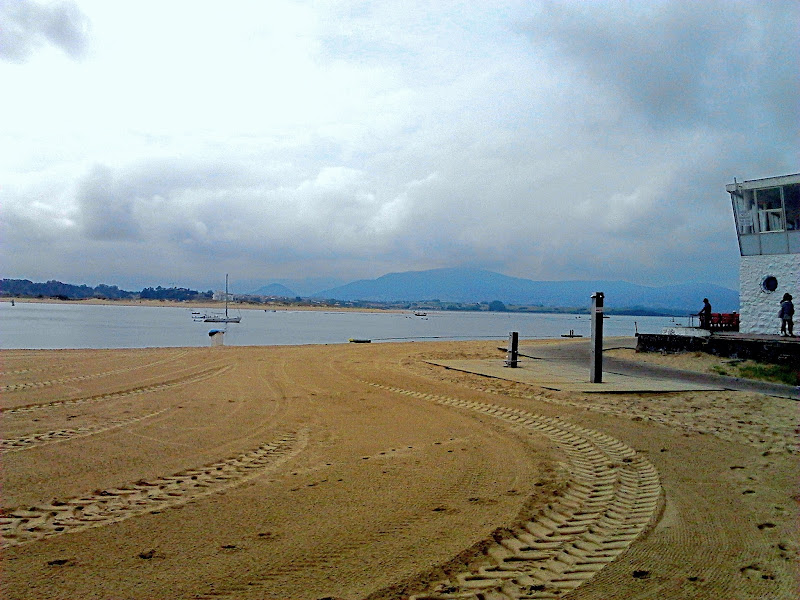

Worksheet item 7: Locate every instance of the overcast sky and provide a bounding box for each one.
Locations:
[1,0,797,293]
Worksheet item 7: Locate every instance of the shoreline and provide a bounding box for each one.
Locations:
[0,297,396,312]
[0,336,783,385]
[0,297,695,318]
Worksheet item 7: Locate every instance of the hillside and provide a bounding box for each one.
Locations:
[312,268,738,313]
[249,283,297,298]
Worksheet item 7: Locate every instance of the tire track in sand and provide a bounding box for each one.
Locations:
[1,365,230,415]
[365,382,662,600]
[192,463,491,600]
[0,430,307,548]
[0,408,170,453]
[0,349,193,392]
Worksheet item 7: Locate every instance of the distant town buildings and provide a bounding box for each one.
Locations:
[727,173,800,334]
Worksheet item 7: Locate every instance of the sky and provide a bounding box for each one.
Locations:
[1,0,798,293]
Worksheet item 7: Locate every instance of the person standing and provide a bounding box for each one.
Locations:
[698,298,712,330]
[779,293,794,336]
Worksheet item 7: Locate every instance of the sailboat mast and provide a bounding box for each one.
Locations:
[225,274,229,317]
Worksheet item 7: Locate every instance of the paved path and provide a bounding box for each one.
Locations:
[519,337,798,399]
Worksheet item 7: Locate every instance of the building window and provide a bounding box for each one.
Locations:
[784,183,800,231]
[756,187,783,232]
[761,276,778,293]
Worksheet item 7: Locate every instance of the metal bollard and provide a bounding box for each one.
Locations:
[505,331,519,367]
[590,292,603,383]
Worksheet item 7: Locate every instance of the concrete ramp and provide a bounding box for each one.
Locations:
[425,358,725,393]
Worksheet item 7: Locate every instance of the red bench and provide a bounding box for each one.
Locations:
[708,312,739,332]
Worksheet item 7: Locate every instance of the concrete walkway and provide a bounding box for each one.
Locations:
[428,337,798,399]
[520,337,798,399]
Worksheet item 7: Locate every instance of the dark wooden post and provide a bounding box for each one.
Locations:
[505,331,519,367]
[590,292,604,383]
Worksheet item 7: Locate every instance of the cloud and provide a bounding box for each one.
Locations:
[76,165,141,240]
[45,159,412,260]
[1,1,795,292]
[0,0,90,62]
[523,1,799,137]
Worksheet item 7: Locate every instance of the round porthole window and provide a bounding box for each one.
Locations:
[761,276,778,292]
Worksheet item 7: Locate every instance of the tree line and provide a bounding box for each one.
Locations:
[0,279,211,302]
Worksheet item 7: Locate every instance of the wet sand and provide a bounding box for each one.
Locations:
[1,341,797,599]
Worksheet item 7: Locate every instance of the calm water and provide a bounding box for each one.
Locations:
[0,302,679,349]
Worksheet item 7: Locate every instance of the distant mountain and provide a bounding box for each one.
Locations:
[247,277,346,297]
[313,268,739,313]
[249,283,297,297]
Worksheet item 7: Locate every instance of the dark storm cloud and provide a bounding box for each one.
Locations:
[77,165,142,240]
[75,160,250,243]
[0,0,90,62]
[525,1,799,134]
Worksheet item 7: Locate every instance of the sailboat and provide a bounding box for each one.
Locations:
[203,275,241,323]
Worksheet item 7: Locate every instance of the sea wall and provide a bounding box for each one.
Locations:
[740,254,799,334]
[636,334,800,366]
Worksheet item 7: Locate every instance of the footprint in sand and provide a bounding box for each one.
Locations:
[740,564,775,581]
[776,541,798,561]
[47,558,73,566]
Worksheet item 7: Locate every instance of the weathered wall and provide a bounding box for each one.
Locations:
[740,254,800,334]
[636,334,800,365]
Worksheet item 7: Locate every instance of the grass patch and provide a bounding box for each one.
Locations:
[710,365,729,377]
[734,362,799,386]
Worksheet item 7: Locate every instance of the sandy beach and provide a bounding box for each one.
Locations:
[1,340,797,599]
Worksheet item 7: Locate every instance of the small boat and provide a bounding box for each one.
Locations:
[204,314,241,323]
[349,338,371,343]
[414,311,427,317]
[199,275,241,323]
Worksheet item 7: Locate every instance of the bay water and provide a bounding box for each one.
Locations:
[0,302,679,350]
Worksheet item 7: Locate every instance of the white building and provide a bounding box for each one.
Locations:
[727,173,800,334]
